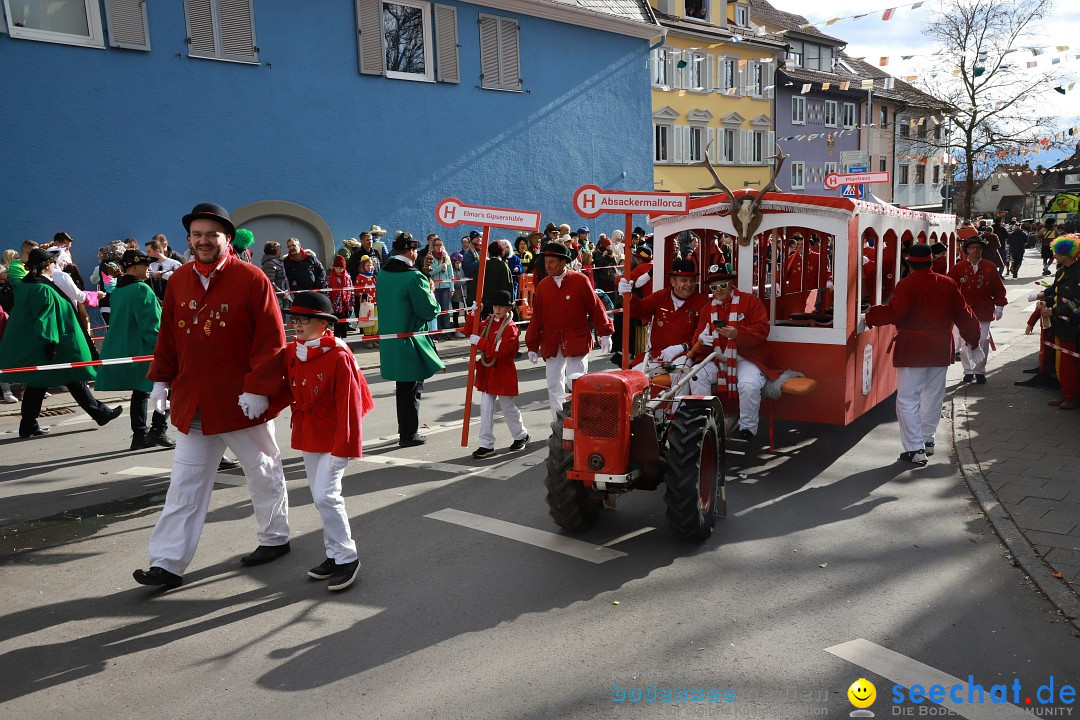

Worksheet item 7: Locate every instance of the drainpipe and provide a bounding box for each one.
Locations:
[649,27,669,53]
[892,101,907,205]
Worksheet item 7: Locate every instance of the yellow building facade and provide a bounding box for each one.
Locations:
[649,0,785,194]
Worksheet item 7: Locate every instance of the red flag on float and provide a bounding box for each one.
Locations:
[882,8,896,20]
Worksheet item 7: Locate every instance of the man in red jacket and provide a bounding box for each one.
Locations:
[133,203,290,590]
[688,264,781,441]
[868,244,981,464]
[947,236,1007,384]
[623,259,708,373]
[526,243,614,423]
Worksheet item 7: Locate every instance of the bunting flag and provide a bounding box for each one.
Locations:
[880,57,889,66]
[821,82,832,90]
[826,17,841,25]
[861,79,874,89]
[882,8,896,21]
[802,83,812,94]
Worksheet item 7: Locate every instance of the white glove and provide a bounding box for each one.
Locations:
[994,306,1003,321]
[468,301,478,313]
[634,272,651,288]
[659,344,685,362]
[329,456,349,473]
[599,336,612,354]
[617,278,633,294]
[150,381,170,414]
[698,329,717,345]
[528,351,539,364]
[469,334,481,345]
[826,280,834,290]
[238,392,269,420]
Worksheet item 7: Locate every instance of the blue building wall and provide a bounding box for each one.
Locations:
[0,0,655,269]
[774,88,861,196]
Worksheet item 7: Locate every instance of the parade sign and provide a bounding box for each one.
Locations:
[823,171,890,191]
[572,185,690,219]
[435,198,541,233]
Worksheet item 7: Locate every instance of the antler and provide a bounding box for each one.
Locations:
[748,144,787,214]
[695,140,737,199]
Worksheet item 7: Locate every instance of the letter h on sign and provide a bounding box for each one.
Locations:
[581,192,597,211]
[441,204,457,221]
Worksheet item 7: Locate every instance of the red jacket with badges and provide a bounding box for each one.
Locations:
[473,314,520,396]
[866,267,980,367]
[629,289,709,358]
[148,254,287,435]
[690,290,782,380]
[285,337,374,457]
[947,259,1006,321]
[525,269,613,359]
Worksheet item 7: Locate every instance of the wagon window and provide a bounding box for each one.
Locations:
[880,230,900,302]
[762,227,835,328]
[860,228,879,309]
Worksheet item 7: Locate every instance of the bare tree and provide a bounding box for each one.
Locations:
[919,0,1064,216]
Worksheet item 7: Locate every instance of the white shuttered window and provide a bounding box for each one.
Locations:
[184,0,257,63]
[479,14,521,91]
[105,0,150,50]
[433,4,459,83]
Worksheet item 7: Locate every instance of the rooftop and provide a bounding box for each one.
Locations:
[748,0,846,45]
[545,0,656,25]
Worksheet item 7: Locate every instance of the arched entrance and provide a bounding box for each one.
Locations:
[231,200,335,266]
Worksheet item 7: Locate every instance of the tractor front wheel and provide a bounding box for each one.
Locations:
[664,403,724,541]
[544,402,601,531]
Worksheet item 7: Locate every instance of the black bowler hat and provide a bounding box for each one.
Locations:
[908,243,933,264]
[182,202,235,236]
[930,242,947,255]
[392,232,421,253]
[26,247,60,270]
[489,289,514,307]
[120,249,152,268]
[540,242,572,261]
[706,263,736,283]
[632,245,652,260]
[964,236,988,248]
[669,259,697,277]
[285,291,337,322]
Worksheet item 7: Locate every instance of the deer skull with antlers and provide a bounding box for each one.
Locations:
[694,142,788,246]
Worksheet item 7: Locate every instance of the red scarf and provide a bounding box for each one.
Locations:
[194,254,227,278]
[294,332,339,362]
[288,243,306,260]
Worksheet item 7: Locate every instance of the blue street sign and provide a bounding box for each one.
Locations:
[850,166,866,199]
[841,185,857,197]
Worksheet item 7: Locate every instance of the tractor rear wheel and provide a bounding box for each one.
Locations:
[664,404,724,541]
[545,402,601,531]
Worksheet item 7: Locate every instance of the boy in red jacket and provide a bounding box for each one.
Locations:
[469,289,529,459]
[284,291,374,591]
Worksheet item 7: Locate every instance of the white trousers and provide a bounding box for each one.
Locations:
[479,393,528,449]
[688,356,767,435]
[148,419,290,575]
[895,365,948,452]
[545,350,588,423]
[959,321,992,374]
[302,451,357,564]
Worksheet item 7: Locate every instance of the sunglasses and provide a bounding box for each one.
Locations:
[709,281,732,291]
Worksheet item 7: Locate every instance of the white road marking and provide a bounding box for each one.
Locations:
[370,400,549,444]
[358,447,546,480]
[601,526,656,547]
[825,638,1032,720]
[54,416,93,427]
[425,508,627,563]
[115,466,171,477]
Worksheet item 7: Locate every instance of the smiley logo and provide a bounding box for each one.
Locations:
[847,678,876,709]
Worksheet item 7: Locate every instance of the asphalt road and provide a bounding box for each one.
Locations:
[0,329,1077,719]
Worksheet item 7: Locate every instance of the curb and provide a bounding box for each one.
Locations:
[952,391,1080,633]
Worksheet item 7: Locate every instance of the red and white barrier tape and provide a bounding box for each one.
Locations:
[274,276,470,296]
[1044,340,1080,359]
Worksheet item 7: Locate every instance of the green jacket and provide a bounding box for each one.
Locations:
[0,275,95,386]
[95,276,161,392]
[8,259,28,301]
[376,257,444,381]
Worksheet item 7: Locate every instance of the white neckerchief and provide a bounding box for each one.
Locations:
[552,267,569,288]
[670,291,685,311]
[391,254,415,267]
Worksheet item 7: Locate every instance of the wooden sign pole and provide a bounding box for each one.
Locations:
[460,226,491,446]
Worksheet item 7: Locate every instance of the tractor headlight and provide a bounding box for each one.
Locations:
[588,453,605,470]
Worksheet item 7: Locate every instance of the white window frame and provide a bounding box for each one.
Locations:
[790,161,805,189]
[751,131,765,164]
[651,47,669,88]
[842,102,856,128]
[185,0,258,64]
[721,57,737,94]
[824,100,838,127]
[654,123,672,164]
[898,165,910,185]
[879,156,888,172]
[735,3,749,27]
[791,96,806,125]
[752,62,764,97]
[479,13,521,92]
[684,0,710,22]
[824,161,838,179]
[688,125,705,163]
[382,0,434,82]
[721,128,737,164]
[915,163,926,184]
[932,164,941,185]
[2,0,104,48]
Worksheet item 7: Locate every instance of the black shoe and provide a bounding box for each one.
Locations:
[508,434,530,451]
[95,405,123,427]
[399,435,427,448]
[899,450,929,465]
[218,456,241,471]
[472,446,495,459]
[130,432,154,450]
[1022,367,1039,374]
[307,557,337,580]
[327,559,360,591]
[924,441,935,456]
[1043,269,1051,275]
[737,428,755,442]
[975,374,986,384]
[240,542,291,566]
[962,374,974,383]
[18,426,49,439]
[133,566,183,589]
[147,430,176,449]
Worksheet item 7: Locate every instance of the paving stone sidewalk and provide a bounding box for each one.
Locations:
[953,329,1080,603]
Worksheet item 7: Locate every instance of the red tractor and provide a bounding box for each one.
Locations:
[544,358,727,542]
